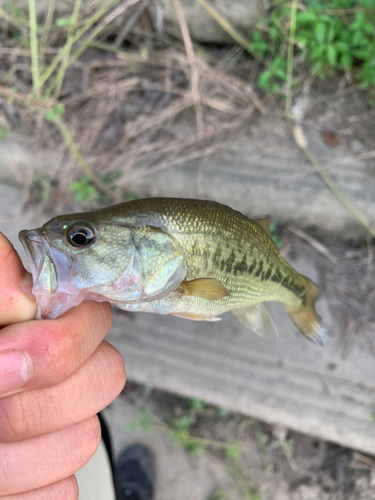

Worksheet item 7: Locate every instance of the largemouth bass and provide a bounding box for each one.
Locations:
[19,198,326,345]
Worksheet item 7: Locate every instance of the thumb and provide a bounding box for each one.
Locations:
[0,232,37,327]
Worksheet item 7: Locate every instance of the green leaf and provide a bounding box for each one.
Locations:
[226,441,241,462]
[335,42,349,54]
[216,407,230,418]
[310,60,324,75]
[122,191,137,201]
[315,22,326,44]
[175,414,192,430]
[269,26,279,41]
[186,443,203,455]
[188,398,207,411]
[309,45,325,61]
[296,11,316,24]
[258,70,272,89]
[352,31,368,47]
[274,68,287,80]
[295,35,308,48]
[0,126,10,140]
[124,412,152,431]
[56,17,75,27]
[340,53,352,70]
[45,105,66,122]
[327,45,337,67]
[326,25,336,44]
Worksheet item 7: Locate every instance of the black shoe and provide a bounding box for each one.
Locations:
[115,444,155,500]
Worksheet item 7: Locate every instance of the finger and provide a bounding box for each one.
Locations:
[1,476,78,500]
[0,233,36,327]
[0,341,126,442]
[0,301,112,397]
[0,416,100,496]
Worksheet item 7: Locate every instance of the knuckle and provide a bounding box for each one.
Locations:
[51,476,79,500]
[72,416,102,467]
[98,342,126,395]
[0,393,42,442]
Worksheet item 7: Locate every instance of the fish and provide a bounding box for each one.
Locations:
[19,198,327,346]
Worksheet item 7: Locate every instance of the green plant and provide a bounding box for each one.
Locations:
[124,409,152,431]
[45,105,65,122]
[69,173,127,206]
[0,126,10,140]
[188,398,207,411]
[69,175,97,203]
[248,0,375,94]
[207,490,231,500]
[0,0,137,203]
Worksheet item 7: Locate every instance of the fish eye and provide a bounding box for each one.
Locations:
[67,223,96,248]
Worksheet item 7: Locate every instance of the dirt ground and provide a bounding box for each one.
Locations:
[108,379,375,500]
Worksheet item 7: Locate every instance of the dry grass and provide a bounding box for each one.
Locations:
[0,1,264,210]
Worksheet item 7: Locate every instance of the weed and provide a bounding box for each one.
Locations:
[122,191,138,202]
[207,490,231,500]
[0,126,10,140]
[216,407,230,418]
[124,409,152,431]
[188,398,207,411]
[30,173,57,202]
[225,441,241,462]
[229,464,263,500]
[248,0,375,95]
[45,105,66,122]
[56,18,76,28]
[252,420,271,476]
[69,175,97,203]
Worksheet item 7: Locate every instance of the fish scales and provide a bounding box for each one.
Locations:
[19,198,327,345]
[112,199,299,308]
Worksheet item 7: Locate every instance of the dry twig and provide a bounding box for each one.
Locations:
[171,0,203,137]
[287,226,339,264]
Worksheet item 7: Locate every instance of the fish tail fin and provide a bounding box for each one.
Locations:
[283,278,327,346]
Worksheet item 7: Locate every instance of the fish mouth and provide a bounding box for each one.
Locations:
[19,230,53,290]
[19,229,73,319]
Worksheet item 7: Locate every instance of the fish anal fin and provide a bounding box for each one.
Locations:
[170,312,222,322]
[181,278,229,300]
[232,304,279,339]
[283,278,327,347]
[253,216,271,235]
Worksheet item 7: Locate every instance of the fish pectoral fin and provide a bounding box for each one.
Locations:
[181,278,229,300]
[170,312,222,322]
[232,304,279,339]
[252,216,271,235]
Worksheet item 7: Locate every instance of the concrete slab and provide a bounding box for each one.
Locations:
[2,183,375,458]
[107,253,375,456]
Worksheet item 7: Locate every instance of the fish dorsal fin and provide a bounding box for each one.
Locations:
[181,278,229,300]
[253,216,271,235]
[232,304,279,339]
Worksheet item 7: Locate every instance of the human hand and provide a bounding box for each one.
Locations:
[0,233,126,499]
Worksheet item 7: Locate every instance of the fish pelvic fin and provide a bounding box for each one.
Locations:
[283,278,327,346]
[232,304,279,340]
[170,312,222,322]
